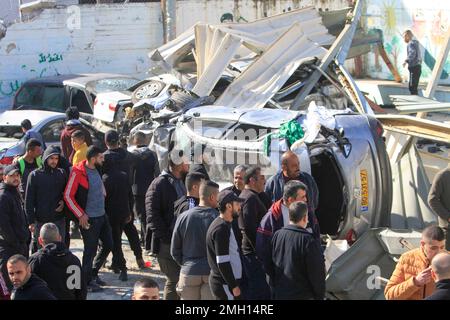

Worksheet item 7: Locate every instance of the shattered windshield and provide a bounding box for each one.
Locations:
[87,77,140,93]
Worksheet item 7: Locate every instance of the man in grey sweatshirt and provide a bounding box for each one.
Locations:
[171,180,219,300]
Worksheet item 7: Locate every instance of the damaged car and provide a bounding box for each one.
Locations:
[148,1,392,241]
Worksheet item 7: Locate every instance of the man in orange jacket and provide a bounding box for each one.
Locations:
[385,225,446,300]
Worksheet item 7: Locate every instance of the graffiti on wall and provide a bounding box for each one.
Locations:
[0,80,21,97]
[365,0,450,83]
[38,53,64,64]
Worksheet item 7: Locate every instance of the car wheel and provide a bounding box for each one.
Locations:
[131,80,165,104]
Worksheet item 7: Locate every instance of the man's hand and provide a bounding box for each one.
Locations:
[79,215,90,229]
[402,62,407,68]
[29,224,35,233]
[124,215,132,224]
[55,200,64,213]
[232,286,241,297]
[414,267,433,286]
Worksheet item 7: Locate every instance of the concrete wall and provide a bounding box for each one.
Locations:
[175,0,351,33]
[0,0,353,109]
[0,3,163,108]
[362,0,450,85]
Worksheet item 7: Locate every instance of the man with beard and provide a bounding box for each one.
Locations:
[7,255,56,300]
[265,151,320,240]
[25,146,67,253]
[145,151,189,300]
[206,190,244,300]
[64,146,113,292]
[0,164,30,291]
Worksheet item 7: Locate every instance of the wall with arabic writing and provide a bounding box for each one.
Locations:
[0,3,163,109]
[363,0,450,84]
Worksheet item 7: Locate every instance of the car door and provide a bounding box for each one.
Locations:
[68,86,93,114]
[39,119,66,149]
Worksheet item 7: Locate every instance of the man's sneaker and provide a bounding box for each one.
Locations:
[136,258,147,269]
[87,282,103,293]
[119,270,128,282]
[93,275,107,286]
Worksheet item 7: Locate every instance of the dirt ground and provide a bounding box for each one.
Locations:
[70,221,166,300]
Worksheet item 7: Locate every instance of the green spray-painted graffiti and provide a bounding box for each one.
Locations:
[0,80,22,97]
[39,53,64,64]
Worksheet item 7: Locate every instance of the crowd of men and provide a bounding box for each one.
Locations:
[0,105,449,300]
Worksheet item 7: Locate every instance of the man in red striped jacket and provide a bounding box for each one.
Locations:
[64,146,113,293]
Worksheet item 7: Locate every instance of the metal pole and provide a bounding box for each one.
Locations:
[18,0,22,22]
[166,0,176,42]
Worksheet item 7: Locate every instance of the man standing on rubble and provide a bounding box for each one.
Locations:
[385,225,445,300]
[402,30,422,95]
[428,165,450,251]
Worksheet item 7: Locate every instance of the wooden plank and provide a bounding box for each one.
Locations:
[377,43,402,83]
[396,103,450,114]
[376,115,450,143]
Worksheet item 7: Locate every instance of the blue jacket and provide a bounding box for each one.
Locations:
[265,171,319,209]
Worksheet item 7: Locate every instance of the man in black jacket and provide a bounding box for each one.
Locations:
[102,155,134,281]
[28,223,86,300]
[223,165,248,196]
[0,164,30,291]
[173,172,204,219]
[25,146,68,254]
[130,131,160,248]
[425,252,450,300]
[206,190,244,300]
[268,201,325,300]
[145,152,189,300]
[8,254,56,300]
[238,166,270,300]
[104,130,145,269]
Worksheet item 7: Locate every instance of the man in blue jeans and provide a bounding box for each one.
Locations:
[64,146,113,292]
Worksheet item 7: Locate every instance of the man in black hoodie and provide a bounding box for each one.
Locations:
[28,223,86,300]
[0,164,30,291]
[25,146,68,254]
[130,131,160,249]
[103,130,146,270]
[102,155,134,281]
[7,254,56,300]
